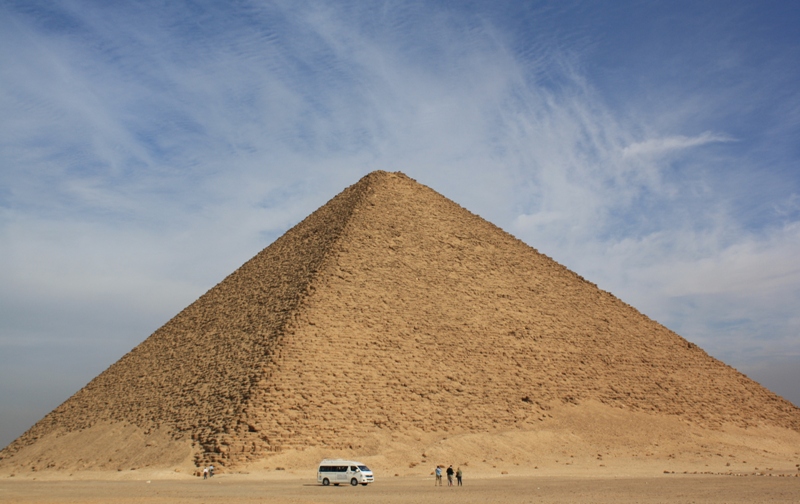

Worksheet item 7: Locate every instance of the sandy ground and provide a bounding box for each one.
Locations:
[3,409,800,503]
[1,473,799,504]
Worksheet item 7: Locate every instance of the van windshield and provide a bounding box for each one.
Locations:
[358,465,370,471]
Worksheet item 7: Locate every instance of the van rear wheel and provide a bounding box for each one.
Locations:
[322,478,330,486]
[350,478,358,486]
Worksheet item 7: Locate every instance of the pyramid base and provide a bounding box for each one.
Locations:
[2,402,798,479]
[243,401,800,478]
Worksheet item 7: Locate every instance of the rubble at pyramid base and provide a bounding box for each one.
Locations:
[3,400,800,477]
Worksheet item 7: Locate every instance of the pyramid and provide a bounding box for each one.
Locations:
[2,171,798,473]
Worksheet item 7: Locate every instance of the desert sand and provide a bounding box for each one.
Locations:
[2,472,800,504]
[3,405,799,502]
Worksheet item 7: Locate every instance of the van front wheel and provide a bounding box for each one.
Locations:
[350,478,358,486]
[322,478,330,486]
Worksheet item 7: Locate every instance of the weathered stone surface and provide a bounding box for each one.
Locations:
[1,171,798,469]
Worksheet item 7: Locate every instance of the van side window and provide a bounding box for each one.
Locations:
[319,466,346,472]
[350,466,357,471]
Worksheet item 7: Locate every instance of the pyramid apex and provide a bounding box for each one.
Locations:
[357,170,414,183]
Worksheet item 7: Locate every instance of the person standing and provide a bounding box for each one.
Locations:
[456,466,463,486]
[446,465,454,486]
[203,467,208,480]
[435,465,443,486]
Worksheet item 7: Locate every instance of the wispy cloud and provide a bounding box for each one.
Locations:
[621,132,735,159]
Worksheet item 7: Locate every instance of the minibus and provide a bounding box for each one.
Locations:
[317,459,374,486]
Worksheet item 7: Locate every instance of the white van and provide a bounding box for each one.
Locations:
[317,459,374,486]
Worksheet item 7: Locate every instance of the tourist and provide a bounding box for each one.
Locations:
[203,467,208,480]
[446,465,454,486]
[435,465,442,486]
[209,465,214,477]
[456,466,463,486]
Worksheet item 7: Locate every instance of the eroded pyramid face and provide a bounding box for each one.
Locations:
[2,171,798,471]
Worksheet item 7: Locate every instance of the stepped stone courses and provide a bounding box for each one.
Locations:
[2,171,798,470]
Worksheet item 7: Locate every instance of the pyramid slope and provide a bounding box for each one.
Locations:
[0,172,374,468]
[240,172,798,450]
[2,171,798,472]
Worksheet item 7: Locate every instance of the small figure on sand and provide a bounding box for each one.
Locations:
[456,466,463,486]
[203,467,208,479]
[446,465,454,486]
[435,465,443,486]
[208,465,215,477]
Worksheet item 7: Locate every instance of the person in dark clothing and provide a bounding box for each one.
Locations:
[446,465,454,486]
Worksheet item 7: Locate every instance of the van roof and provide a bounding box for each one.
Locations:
[318,459,366,465]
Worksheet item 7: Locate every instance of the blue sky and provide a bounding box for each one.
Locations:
[1,0,799,448]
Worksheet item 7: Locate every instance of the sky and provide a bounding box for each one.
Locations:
[1,0,799,449]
